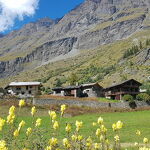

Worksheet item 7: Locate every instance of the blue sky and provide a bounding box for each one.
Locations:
[5,0,84,33]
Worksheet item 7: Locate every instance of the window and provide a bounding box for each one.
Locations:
[29,91,32,94]
[21,92,25,95]
[26,86,28,90]
[16,87,21,90]
[56,90,61,94]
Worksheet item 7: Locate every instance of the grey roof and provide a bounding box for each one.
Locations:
[52,83,103,91]
[8,82,41,86]
[63,85,82,90]
[105,79,142,90]
[52,87,63,90]
[82,82,102,88]
[52,85,82,91]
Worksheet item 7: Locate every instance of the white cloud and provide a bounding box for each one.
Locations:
[0,0,39,32]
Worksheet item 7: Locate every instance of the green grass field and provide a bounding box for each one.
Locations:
[0,104,150,146]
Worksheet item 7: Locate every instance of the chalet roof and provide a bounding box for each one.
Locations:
[82,82,103,88]
[52,83,103,91]
[63,85,82,90]
[105,79,142,90]
[8,82,41,87]
[52,86,81,91]
[52,87,63,90]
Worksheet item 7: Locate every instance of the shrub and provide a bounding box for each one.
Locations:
[122,94,134,101]
[136,93,150,102]
[146,39,150,46]
[123,45,139,58]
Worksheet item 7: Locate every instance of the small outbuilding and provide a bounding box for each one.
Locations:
[5,82,42,97]
[82,83,104,97]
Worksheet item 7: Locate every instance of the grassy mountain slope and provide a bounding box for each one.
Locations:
[0,28,149,88]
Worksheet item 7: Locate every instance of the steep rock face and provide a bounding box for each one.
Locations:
[0,17,58,58]
[0,37,77,78]
[78,14,146,49]
[0,0,150,78]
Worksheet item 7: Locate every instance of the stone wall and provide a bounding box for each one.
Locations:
[33,98,150,109]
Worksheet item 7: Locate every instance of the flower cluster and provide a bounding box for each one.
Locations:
[0,140,8,150]
[19,99,25,108]
[61,104,66,117]
[0,118,5,131]
[0,101,150,150]
[7,106,16,124]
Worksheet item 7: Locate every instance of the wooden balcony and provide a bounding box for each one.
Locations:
[105,91,140,96]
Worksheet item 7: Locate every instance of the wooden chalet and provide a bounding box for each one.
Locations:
[105,79,142,100]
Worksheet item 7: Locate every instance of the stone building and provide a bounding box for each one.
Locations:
[82,83,104,97]
[5,82,42,97]
[52,83,104,98]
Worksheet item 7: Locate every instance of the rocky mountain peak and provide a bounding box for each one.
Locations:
[36,17,58,27]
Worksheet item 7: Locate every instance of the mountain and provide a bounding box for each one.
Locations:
[0,0,150,87]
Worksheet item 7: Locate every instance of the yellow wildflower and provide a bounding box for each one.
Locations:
[18,120,25,131]
[48,111,57,121]
[31,106,36,116]
[35,118,42,127]
[101,124,107,133]
[97,117,103,125]
[7,114,15,124]
[86,137,92,148]
[112,121,123,131]
[60,104,66,116]
[143,138,149,144]
[65,123,71,133]
[9,106,15,115]
[75,120,83,132]
[45,146,52,150]
[19,99,25,107]
[53,121,59,130]
[135,142,138,146]
[94,143,100,149]
[136,130,141,136]
[92,122,97,126]
[13,129,19,137]
[7,106,16,124]
[105,139,109,145]
[71,134,77,141]
[0,140,8,150]
[116,121,123,129]
[49,137,58,147]
[96,128,101,137]
[100,135,104,142]
[78,135,83,141]
[112,123,117,131]
[0,118,5,131]
[26,127,32,136]
[114,135,120,142]
[63,138,70,149]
